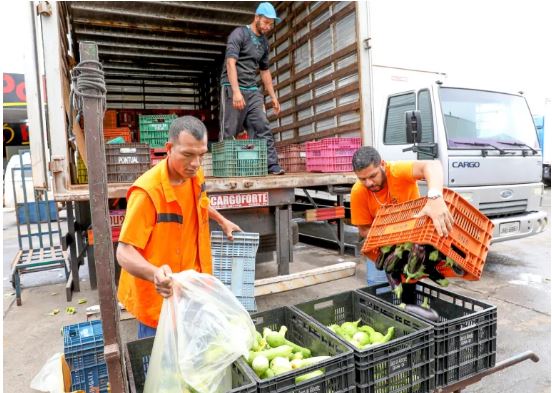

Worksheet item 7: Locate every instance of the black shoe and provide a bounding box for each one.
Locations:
[268,165,285,175]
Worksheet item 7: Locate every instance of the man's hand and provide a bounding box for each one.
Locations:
[220,218,243,240]
[153,265,173,298]
[232,90,246,111]
[271,96,281,115]
[413,198,454,237]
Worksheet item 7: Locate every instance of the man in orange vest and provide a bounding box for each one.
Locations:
[116,116,241,338]
[350,146,454,289]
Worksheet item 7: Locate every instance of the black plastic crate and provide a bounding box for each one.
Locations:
[249,306,355,393]
[125,336,257,393]
[358,282,497,388]
[292,291,434,393]
[105,143,151,183]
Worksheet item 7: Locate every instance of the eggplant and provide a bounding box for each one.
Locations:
[375,245,394,271]
[399,303,440,322]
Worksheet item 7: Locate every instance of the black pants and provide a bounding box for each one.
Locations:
[219,86,279,168]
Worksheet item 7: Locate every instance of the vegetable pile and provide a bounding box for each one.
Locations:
[328,319,395,349]
[246,326,329,383]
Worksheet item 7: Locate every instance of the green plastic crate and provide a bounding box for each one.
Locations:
[212,139,267,177]
[138,115,176,147]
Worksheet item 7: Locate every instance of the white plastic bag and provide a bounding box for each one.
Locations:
[144,270,256,393]
[30,353,65,393]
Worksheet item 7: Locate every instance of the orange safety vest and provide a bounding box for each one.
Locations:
[117,159,212,328]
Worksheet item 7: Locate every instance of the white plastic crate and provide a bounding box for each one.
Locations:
[211,231,259,312]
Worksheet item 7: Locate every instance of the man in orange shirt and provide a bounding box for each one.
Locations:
[350,146,453,286]
[116,116,241,338]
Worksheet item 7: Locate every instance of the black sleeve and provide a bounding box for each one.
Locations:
[225,27,244,60]
[259,40,270,71]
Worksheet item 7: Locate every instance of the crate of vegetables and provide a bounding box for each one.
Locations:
[125,336,257,393]
[292,291,434,393]
[246,306,355,393]
[361,188,494,280]
[358,282,497,388]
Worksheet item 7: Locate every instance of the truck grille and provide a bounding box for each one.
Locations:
[478,199,528,217]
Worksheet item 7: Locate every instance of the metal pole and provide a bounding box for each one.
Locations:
[78,41,126,393]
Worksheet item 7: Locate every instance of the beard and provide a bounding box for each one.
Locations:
[369,167,387,192]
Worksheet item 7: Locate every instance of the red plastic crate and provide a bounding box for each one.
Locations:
[104,110,118,128]
[361,188,494,280]
[276,144,306,173]
[104,127,132,143]
[150,148,167,167]
[306,137,361,172]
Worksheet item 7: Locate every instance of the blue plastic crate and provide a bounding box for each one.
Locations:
[210,231,259,256]
[63,320,107,393]
[71,362,109,393]
[63,320,104,355]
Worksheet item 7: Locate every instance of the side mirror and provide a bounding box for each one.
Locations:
[405,110,422,144]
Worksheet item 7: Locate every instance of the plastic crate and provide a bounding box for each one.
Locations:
[212,139,267,177]
[77,155,88,184]
[125,337,257,393]
[292,291,434,392]
[16,201,58,224]
[202,152,213,177]
[149,148,167,167]
[138,114,176,147]
[358,282,497,388]
[211,231,258,312]
[306,137,361,172]
[361,188,495,280]
[104,109,118,128]
[105,143,151,183]
[276,143,306,173]
[63,320,108,393]
[249,306,356,393]
[104,126,132,143]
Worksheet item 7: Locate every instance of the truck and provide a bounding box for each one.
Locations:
[23,1,547,283]
[533,99,552,186]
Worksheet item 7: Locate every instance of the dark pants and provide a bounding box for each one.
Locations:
[138,322,156,338]
[220,86,279,168]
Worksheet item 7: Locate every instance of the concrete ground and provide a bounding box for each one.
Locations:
[3,190,551,393]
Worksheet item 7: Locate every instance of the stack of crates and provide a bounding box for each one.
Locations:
[306,137,361,172]
[105,143,151,183]
[212,139,267,177]
[276,143,306,173]
[138,114,177,148]
[210,231,258,312]
[103,109,118,128]
[63,320,108,393]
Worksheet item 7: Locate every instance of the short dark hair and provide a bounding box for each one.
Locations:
[352,146,381,172]
[169,116,207,142]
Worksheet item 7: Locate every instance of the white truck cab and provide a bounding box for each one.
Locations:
[378,83,548,242]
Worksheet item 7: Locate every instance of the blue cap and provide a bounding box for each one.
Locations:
[256,2,281,23]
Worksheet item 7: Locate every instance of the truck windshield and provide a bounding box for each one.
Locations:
[440,88,539,152]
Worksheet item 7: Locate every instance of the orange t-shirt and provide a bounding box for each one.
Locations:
[350,161,420,227]
[118,179,200,272]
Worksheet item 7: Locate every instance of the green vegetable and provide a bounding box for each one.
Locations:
[262,368,275,379]
[293,351,304,360]
[290,355,331,369]
[265,330,286,348]
[270,356,292,375]
[352,331,371,346]
[445,256,455,268]
[295,369,324,383]
[265,325,311,358]
[370,326,395,344]
[248,345,293,364]
[358,325,375,336]
[340,319,361,336]
[421,297,430,309]
[252,355,269,377]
